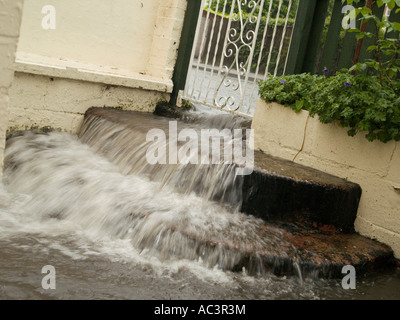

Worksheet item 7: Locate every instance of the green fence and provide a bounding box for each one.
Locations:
[285,0,400,76]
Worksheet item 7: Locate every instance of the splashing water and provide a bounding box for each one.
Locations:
[78,110,248,208]
[1,113,399,299]
[2,130,299,275]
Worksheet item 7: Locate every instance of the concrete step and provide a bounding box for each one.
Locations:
[149,214,394,278]
[242,151,362,233]
[154,103,362,232]
[78,107,395,277]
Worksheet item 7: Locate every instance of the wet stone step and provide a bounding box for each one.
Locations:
[155,103,362,232]
[242,151,362,233]
[77,107,394,277]
[84,107,361,233]
[165,217,394,278]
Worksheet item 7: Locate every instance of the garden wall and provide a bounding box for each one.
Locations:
[251,99,400,258]
[8,0,186,133]
[0,0,24,176]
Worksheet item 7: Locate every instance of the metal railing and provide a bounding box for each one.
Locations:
[183,0,298,117]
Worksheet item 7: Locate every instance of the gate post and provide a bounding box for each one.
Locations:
[284,0,317,75]
[285,0,331,75]
[170,0,203,107]
[301,0,331,73]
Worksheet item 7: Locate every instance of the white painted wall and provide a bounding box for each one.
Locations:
[252,100,400,258]
[0,0,24,176]
[18,0,160,75]
[16,0,186,81]
[8,0,187,134]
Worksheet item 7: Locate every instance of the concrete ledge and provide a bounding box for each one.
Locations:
[15,52,173,93]
[251,99,400,258]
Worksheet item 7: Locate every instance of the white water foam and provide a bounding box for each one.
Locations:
[1,131,299,284]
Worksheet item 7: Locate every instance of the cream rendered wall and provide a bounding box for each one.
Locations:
[252,100,400,258]
[8,0,187,134]
[17,0,160,74]
[147,0,187,81]
[0,0,24,175]
[8,72,169,134]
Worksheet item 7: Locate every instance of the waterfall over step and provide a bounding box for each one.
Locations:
[78,108,246,211]
[81,107,362,233]
[2,107,395,279]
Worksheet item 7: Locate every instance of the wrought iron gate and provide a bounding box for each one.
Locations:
[183,0,298,117]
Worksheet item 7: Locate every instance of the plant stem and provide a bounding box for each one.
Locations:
[375,24,384,85]
[352,0,373,74]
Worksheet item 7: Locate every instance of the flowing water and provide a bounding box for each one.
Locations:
[0,108,399,300]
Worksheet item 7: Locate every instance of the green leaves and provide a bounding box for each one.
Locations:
[348,0,400,85]
[258,73,318,108]
[258,0,400,143]
[259,73,400,143]
[375,0,399,9]
[343,0,400,7]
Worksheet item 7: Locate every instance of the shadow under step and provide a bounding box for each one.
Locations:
[242,151,362,233]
